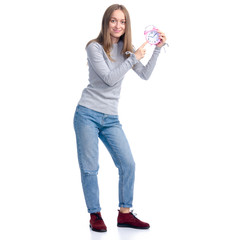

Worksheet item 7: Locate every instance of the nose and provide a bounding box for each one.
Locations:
[116,21,121,28]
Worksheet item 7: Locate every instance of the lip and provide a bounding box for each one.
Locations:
[113,29,122,33]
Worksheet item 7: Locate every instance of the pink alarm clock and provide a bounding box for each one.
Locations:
[144,25,161,45]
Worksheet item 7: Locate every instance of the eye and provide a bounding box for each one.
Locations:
[121,21,126,24]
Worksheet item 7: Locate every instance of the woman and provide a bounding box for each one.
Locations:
[74,4,167,232]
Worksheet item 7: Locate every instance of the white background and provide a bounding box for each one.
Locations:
[0,0,240,239]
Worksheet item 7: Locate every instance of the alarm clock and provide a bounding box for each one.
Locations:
[144,25,161,45]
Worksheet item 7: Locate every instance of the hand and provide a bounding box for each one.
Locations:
[134,41,148,60]
[156,30,167,48]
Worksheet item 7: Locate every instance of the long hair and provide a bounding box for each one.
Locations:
[86,4,133,61]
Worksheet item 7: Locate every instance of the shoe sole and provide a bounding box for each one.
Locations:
[90,224,107,232]
[117,223,150,229]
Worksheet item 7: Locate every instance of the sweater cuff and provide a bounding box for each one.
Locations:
[155,42,169,52]
[125,51,139,66]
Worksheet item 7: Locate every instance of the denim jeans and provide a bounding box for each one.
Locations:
[73,105,135,213]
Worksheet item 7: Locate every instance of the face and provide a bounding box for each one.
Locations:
[108,9,126,43]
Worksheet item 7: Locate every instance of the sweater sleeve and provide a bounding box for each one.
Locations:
[132,46,162,80]
[86,42,139,87]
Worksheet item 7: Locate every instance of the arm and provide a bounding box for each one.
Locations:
[86,42,139,87]
[133,46,161,80]
[133,30,167,80]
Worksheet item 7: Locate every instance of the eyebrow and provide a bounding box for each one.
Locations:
[110,17,126,21]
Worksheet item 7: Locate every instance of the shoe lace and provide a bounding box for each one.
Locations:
[130,210,138,219]
[92,213,103,221]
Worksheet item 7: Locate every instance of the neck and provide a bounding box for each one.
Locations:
[111,36,120,44]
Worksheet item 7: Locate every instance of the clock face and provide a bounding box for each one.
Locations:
[146,30,161,45]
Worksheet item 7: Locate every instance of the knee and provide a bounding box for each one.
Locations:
[130,161,136,174]
[119,159,135,174]
[78,157,99,176]
[128,160,135,170]
[81,167,99,176]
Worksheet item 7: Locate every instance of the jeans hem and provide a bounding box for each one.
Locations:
[118,204,133,208]
[88,207,101,214]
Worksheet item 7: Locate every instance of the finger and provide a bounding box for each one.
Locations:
[157,30,165,37]
[140,41,148,48]
[157,29,164,33]
[160,34,166,41]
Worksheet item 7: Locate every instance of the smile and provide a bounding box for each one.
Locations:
[113,29,122,33]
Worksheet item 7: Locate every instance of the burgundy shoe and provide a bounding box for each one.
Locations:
[117,210,150,229]
[90,212,107,232]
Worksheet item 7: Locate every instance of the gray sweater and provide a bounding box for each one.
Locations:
[78,40,162,115]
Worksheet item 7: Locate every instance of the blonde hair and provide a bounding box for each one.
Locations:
[86,4,133,60]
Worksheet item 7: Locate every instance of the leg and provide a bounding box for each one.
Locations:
[73,105,101,213]
[99,120,135,209]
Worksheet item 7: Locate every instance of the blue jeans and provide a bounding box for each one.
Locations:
[73,105,135,213]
